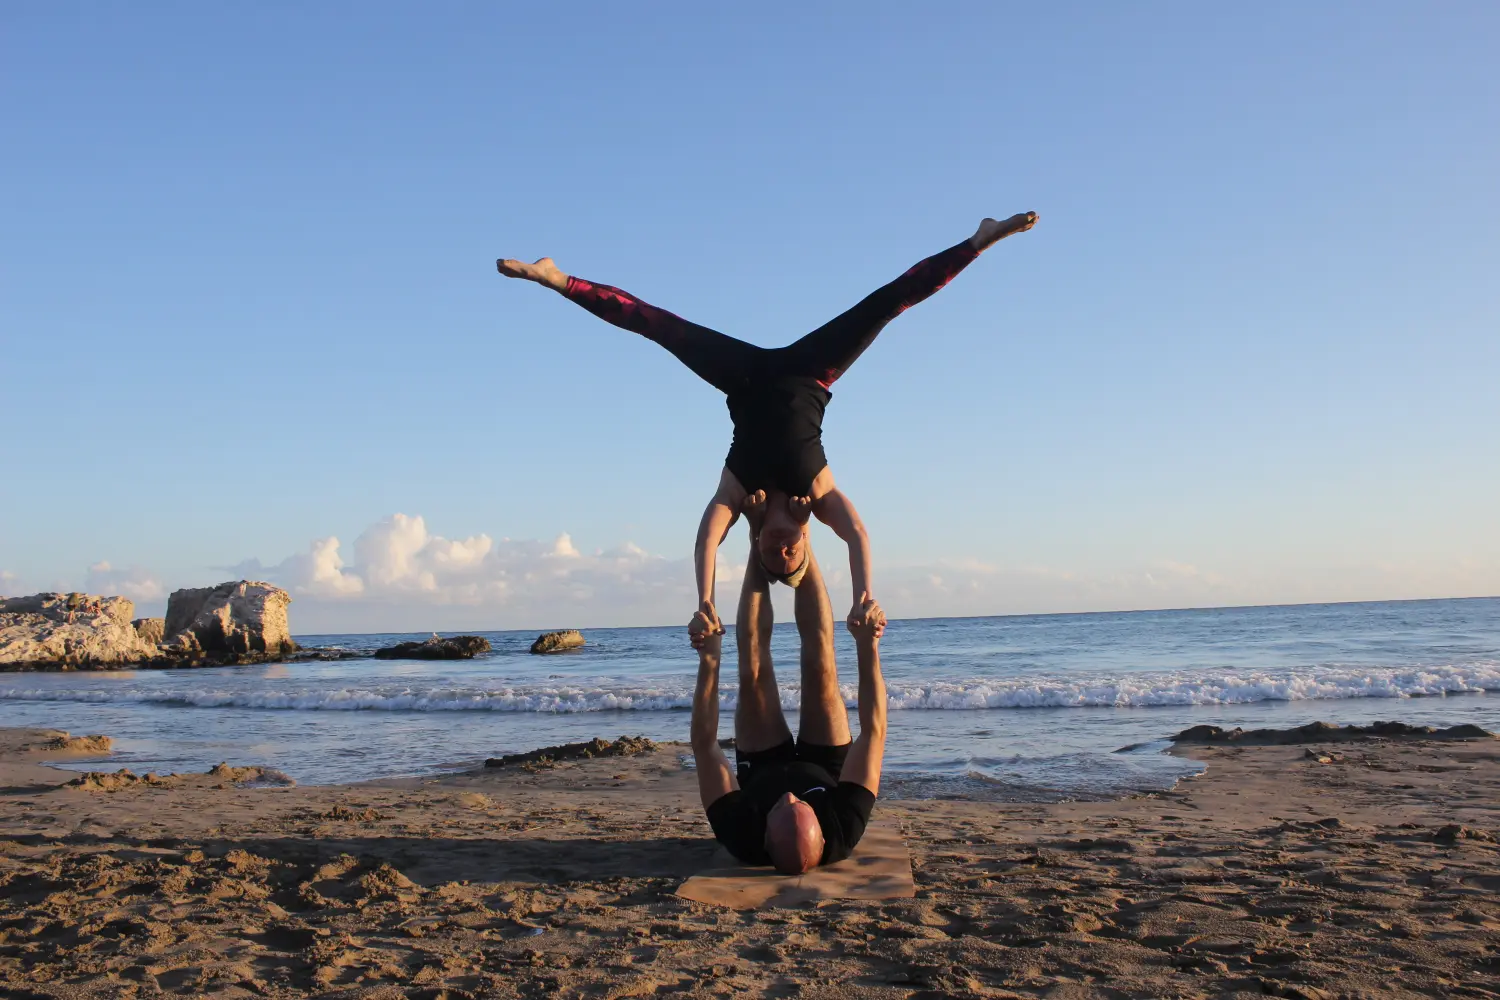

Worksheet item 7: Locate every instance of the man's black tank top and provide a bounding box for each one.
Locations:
[724,375,830,497]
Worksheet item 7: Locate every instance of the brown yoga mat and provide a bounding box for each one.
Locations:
[674,819,915,908]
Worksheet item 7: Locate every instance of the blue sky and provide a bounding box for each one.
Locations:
[2,3,1496,631]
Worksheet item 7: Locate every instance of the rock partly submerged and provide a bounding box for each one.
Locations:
[485,735,657,769]
[1172,720,1497,745]
[373,635,491,660]
[530,629,585,654]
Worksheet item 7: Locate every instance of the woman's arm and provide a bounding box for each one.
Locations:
[810,487,880,631]
[693,468,749,634]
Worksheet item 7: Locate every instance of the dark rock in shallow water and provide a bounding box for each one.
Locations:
[373,635,490,660]
[530,629,585,654]
[1172,720,1496,745]
[289,646,364,661]
[485,735,656,768]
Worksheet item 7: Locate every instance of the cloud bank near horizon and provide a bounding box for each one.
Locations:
[224,513,716,632]
[4,512,1496,634]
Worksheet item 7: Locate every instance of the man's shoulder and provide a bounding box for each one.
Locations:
[833,781,876,813]
[706,788,748,818]
[705,789,768,866]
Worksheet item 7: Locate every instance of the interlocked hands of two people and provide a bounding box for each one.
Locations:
[688,596,886,649]
[688,600,722,651]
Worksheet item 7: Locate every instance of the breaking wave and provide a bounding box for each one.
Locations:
[3,662,1497,713]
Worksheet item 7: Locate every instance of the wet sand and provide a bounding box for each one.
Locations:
[2,724,1497,999]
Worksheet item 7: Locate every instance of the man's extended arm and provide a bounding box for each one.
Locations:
[689,625,738,809]
[834,605,888,796]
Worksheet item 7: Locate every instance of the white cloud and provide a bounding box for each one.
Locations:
[233,512,1265,632]
[237,512,1447,632]
[0,569,21,597]
[84,561,165,605]
[280,537,365,597]
[70,511,1486,635]
[242,513,732,632]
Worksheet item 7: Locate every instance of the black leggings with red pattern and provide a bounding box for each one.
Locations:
[559,239,981,392]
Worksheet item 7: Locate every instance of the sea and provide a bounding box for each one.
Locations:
[2,597,1497,802]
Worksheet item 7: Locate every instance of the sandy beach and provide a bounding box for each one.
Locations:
[2,724,1497,1000]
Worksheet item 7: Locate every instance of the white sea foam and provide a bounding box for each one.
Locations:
[2,662,1496,713]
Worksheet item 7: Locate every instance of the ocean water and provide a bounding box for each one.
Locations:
[2,597,1497,801]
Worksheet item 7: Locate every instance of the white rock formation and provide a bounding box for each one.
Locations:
[0,593,160,669]
[132,617,166,646]
[163,581,294,658]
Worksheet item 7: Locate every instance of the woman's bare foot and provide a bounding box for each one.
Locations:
[970,212,1038,251]
[496,256,569,292]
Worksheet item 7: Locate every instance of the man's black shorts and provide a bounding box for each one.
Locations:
[735,737,852,787]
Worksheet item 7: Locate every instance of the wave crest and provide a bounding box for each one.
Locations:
[2,662,1497,713]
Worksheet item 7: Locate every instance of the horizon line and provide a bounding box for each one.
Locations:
[289,593,1500,639]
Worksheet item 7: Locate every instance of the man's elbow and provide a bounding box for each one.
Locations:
[847,521,869,547]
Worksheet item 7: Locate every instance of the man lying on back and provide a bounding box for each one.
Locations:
[688,544,888,873]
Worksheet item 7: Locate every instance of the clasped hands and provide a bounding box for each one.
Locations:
[689,600,723,650]
[688,598,884,648]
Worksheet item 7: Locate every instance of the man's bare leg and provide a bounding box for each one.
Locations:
[496,256,569,291]
[969,212,1039,251]
[734,556,794,752]
[792,550,853,747]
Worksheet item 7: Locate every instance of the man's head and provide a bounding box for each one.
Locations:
[764,792,824,874]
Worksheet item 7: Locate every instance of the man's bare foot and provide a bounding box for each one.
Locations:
[970,212,1038,251]
[496,256,569,292]
[787,495,813,524]
[742,489,768,531]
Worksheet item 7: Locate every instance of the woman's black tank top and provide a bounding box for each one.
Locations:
[723,375,830,496]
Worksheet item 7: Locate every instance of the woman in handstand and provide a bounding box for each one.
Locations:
[496,212,1037,634]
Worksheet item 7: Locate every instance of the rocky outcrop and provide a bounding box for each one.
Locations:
[1172,720,1496,745]
[373,635,491,660]
[485,735,657,768]
[164,581,294,660]
[530,629,585,654]
[0,593,160,670]
[132,617,166,646]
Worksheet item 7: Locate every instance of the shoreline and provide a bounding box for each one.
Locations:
[3,721,1498,998]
